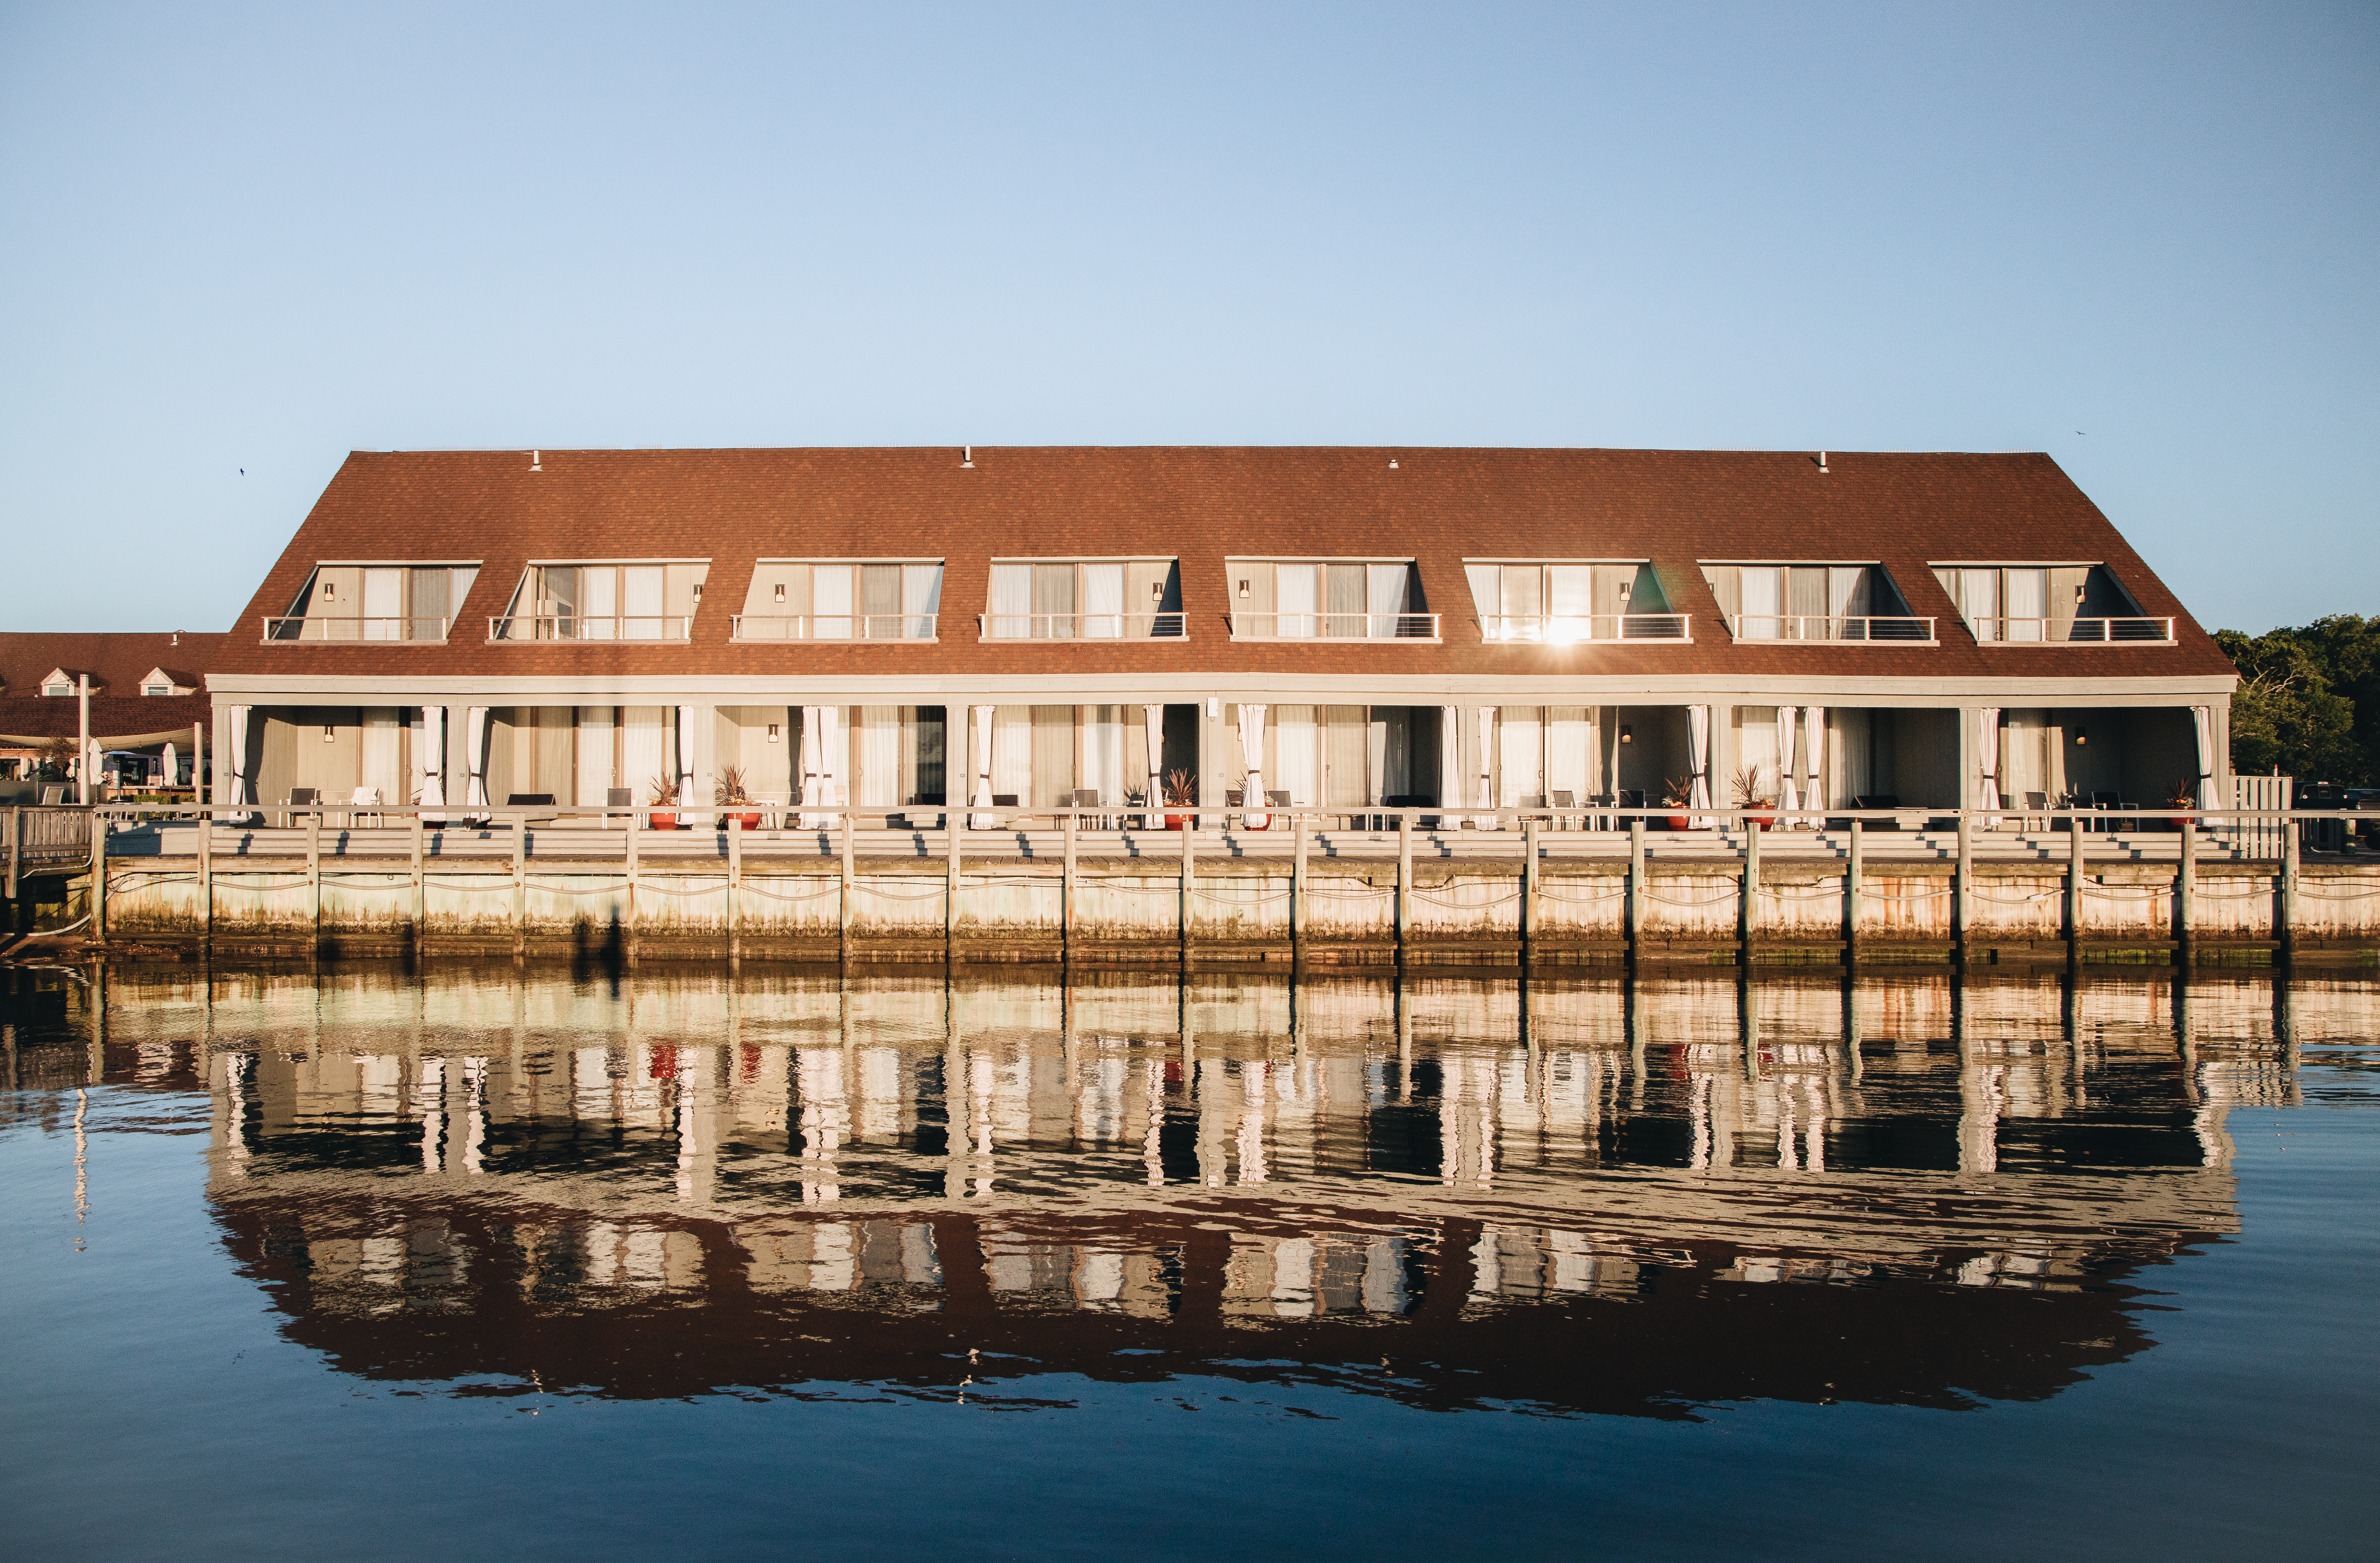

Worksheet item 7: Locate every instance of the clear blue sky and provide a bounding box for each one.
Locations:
[4,1,2373,635]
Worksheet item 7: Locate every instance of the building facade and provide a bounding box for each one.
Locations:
[199,446,2237,822]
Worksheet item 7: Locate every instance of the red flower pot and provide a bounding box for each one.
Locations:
[648,811,679,830]
[728,810,762,831]
[1665,812,1691,832]
[1165,812,1191,830]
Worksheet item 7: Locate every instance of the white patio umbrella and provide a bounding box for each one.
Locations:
[162,741,179,792]
[1237,702,1268,829]
[1775,708,1798,818]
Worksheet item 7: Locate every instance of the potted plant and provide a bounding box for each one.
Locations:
[646,775,680,831]
[1661,777,1693,833]
[715,764,763,832]
[1163,768,1198,830]
[1731,764,1776,832]
[2163,775,2198,833]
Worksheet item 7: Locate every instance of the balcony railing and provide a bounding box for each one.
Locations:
[262,616,450,643]
[1229,612,1441,640]
[1727,614,1937,643]
[1966,616,2177,644]
[731,613,938,642]
[1479,613,1692,643]
[487,614,695,642]
[978,612,1188,640]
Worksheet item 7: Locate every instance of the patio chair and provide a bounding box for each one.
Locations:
[347,786,384,827]
[1551,789,1575,831]
[41,785,66,805]
[2089,790,2123,834]
[2024,790,2050,832]
[1852,794,1901,830]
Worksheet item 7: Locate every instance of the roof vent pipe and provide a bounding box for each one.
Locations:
[529,450,542,472]
[962,446,974,468]
[1817,450,1829,473]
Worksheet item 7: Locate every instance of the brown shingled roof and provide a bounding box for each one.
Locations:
[0,632,225,741]
[211,447,2236,684]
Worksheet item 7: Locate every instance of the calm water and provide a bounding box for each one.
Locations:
[2,962,2375,1561]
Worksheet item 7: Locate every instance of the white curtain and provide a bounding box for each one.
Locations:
[1499,706,1542,807]
[465,705,491,813]
[677,704,707,824]
[1438,705,1460,817]
[1777,706,1800,817]
[1237,702,1269,828]
[1082,563,1125,639]
[1688,705,1712,813]
[858,705,901,807]
[226,705,252,819]
[1475,706,1496,825]
[622,707,665,809]
[416,706,447,814]
[1143,703,1165,825]
[1548,707,1590,821]
[992,706,1031,817]
[1278,563,1317,638]
[970,704,997,827]
[1976,707,2002,819]
[814,706,841,819]
[2191,705,2215,812]
[359,708,401,803]
[575,706,612,807]
[1081,705,1126,808]
[1803,707,1826,822]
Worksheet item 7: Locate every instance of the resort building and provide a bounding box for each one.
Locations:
[0,632,224,799]
[197,446,2236,822]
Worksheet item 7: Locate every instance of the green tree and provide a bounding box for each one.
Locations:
[2215,622,2368,784]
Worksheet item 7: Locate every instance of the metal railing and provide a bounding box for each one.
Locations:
[1965,616,2177,644]
[1229,612,1441,640]
[731,613,937,641]
[978,612,1188,640]
[1479,613,1692,642]
[487,614,696,642]
[262,616,451,643]
[1727,614,1937,642]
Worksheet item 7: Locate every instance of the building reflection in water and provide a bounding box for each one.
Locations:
[7,963,2333,1417]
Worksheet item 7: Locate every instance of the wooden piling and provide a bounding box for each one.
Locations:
[196,805,212,945]
[946,815,961,953]
[511,811,527,954]
[840,808,856,954]
[307,808,322,940]
[1397,812,1413,957]
[409,811,425,941]
[1522,814,1539,960]
[1179,815,1195,959]
[1846,817,1863,963]
[727,815,742,956]
[625,814,640,954]
[1063,809,1078,954]
[1628,816,1646,962]
[2177,817,2195,968]
[90,806,107,944]
[1292,812,1309,954]
[2067,813,2086,965]
[1955,811,1973,961]
[2281,808,2300,965]
[1740,813,1758,961]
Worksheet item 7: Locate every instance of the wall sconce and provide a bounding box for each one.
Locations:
[2073,727,2089,746]
[774,583,786,604]
[320,581,335,601]
[2075,584,2087,606]
[1151,581,1166,604]
[1237,579,1250,599]
[767,723,781,743]
[1619,724,1634,745]
[693,582,703,601]
[1617,581,1631,603]
[323,725,337,743]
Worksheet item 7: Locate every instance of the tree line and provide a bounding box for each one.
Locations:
[2216,615,2380,786]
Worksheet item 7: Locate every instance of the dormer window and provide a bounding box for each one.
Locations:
[492,561,708,642]
[136,666,193,696]
[265,563,478,642]
[1701,563,1933,642]
[1930,563,2174,643]
[736,561,942,641]
[982,559,1184,639]
[1228,559,1437,640]
[41,674,73,697]
[1462,561,1686,642]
